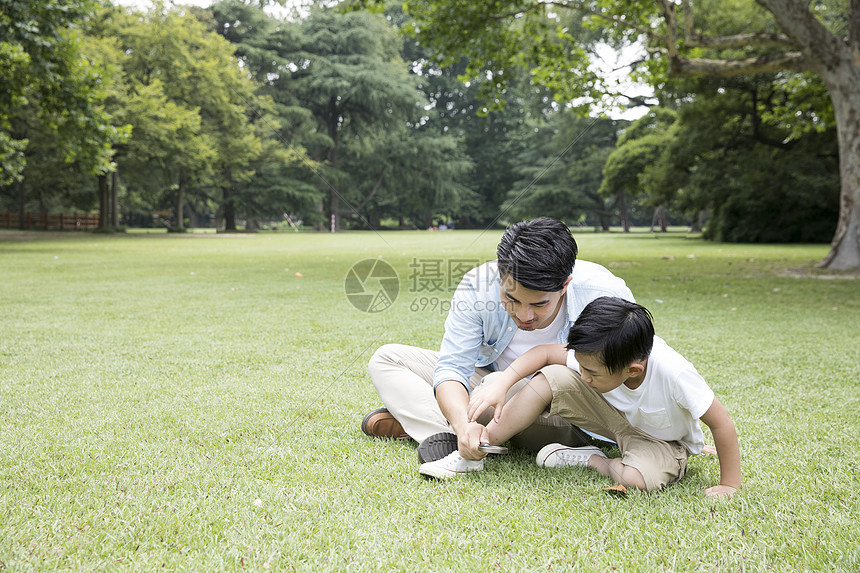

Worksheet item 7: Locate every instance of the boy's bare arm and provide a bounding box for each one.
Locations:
[468,344,567,423]
[699,396,742,498]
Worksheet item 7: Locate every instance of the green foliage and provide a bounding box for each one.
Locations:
[700,143,838,243]
[397,20,539,227]
[600,114,674,201]
[0,0,118,185]
[1,0,846,246]
[646,76,841,243]
[503,111,623,228]
[404,0,603,111]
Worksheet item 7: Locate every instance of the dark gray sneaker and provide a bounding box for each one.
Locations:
[417,432,458,464]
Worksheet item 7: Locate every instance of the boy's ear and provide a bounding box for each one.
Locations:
[626,361,646,377]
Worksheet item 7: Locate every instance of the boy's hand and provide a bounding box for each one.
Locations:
[468,372,509,423]
[704,484,739,499]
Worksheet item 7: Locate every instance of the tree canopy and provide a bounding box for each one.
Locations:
[0,0,850,267]
[400,0,858,268]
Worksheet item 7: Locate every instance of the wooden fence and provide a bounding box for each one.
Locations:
[0,211,100,231]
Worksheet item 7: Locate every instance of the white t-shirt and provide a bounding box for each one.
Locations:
[567,336,715,453]
[494,298,567,373]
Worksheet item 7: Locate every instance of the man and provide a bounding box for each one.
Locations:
[362,217,635,463]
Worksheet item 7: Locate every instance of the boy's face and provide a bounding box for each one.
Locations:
[499,274,571,331]
[574,351,643,392]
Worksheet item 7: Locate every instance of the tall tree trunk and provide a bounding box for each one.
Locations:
[222,166,236,231]
[617,190,630,232]
[368,212,381,229]
[754,0,860,269]
[314,199,326,231]
[176,168,186,231]
[16,179,25,230]
[820,66,860,270]
[97,174,109,229]
[599,212,610,231]
[110,170,119,228]
[818,76,860,269]
[650,205,668,232]
[689,211,704,233]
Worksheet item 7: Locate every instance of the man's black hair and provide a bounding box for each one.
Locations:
[566,297,655,374]
[496,217,578,292]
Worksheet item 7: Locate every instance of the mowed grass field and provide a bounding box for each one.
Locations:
[1,228,858,571]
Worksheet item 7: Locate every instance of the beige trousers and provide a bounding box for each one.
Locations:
[368,343,591,450]
[541,364,689,490]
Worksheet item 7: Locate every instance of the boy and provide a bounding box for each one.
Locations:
[419,297,741,499]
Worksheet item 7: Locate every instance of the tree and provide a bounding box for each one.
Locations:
[502,110,623,230]
[599,108,678,232]
[351,127,475,228]
[281,8,425,231]
[402,0,860,269]
[644,79,839,242]
[207,0,323,226]
[1,0,120,223]
[101,2,268,232]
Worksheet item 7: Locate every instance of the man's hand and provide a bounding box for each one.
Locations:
[468,372,509,423]
[457,421,488,460]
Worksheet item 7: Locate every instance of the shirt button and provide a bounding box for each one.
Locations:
[508,327,512,331]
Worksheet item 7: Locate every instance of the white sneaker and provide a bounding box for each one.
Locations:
[537,444,607,468]
[419,450,484,479]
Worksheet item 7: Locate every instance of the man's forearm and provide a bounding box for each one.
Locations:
[435,380,470,435]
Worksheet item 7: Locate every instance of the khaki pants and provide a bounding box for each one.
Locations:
[368,343,591,450]
[540,364,689,491]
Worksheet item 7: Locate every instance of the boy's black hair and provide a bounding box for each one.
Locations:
[566,297,655,374]
[496,217,578,292]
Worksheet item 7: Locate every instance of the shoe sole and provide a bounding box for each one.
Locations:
[417,432,458,464]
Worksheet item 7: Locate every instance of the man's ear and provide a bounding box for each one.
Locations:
[561,276,572,291]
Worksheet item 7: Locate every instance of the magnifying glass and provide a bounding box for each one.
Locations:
[478,443,508,454]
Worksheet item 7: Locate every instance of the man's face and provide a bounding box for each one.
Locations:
[499,274,569,331]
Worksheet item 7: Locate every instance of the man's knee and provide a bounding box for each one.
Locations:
[368,343,396,371]
[368,344,436,391]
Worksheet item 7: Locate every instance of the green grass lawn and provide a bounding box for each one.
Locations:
[1,228,858,571]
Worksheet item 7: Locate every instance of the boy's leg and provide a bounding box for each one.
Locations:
[484,373,555,445]
[587,457,647,490]
[472,374,593,451]
[539,365,688,491]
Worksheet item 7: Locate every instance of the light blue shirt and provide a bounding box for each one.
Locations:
[433,260,635,391]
